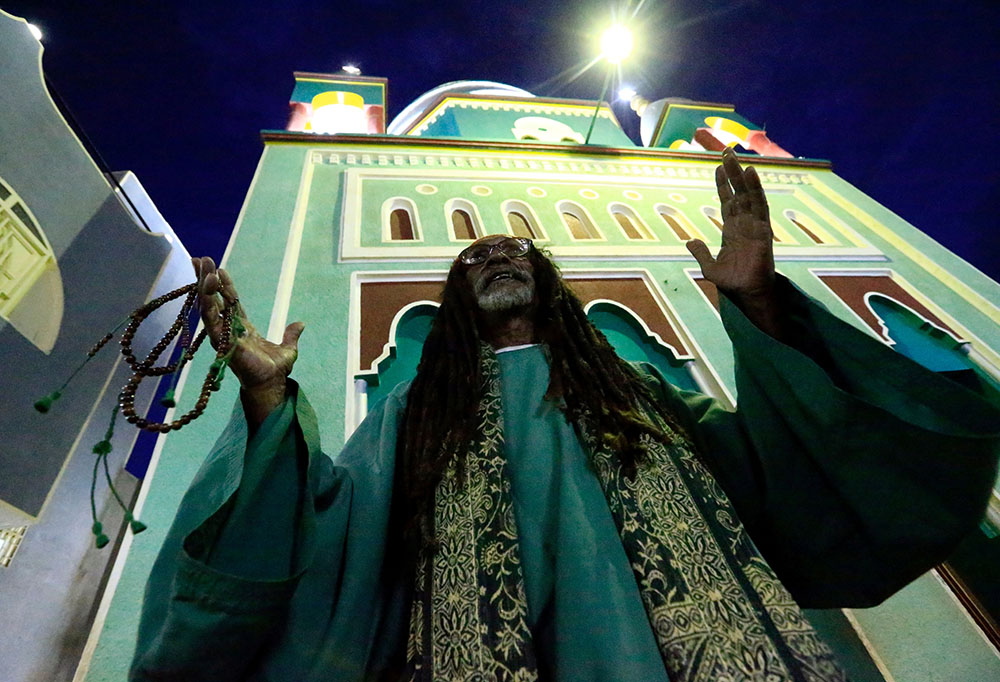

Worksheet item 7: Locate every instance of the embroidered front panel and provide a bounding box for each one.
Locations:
[668,440,845,681]
[413,349,538,681]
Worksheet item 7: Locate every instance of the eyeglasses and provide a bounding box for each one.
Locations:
[458,237,533,266]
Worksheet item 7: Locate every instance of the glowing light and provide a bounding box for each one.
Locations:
[618,86,636,101]
[341,64,361,75]
[600,25,633,63]
[27,23,42,41]
[310,91,366,134]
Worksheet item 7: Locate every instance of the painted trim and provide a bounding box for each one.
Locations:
[782,207,838,246]
[345,269,450,436]
[265,155,314,342]
[809,176,1000,328]
[343,267,734,434]
[654,202,707,243]
[261,132,833,168]
[862,291,964,346]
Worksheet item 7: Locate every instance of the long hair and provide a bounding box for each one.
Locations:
[394,246,688,550]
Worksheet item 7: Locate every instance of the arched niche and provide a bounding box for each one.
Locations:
[865,294,1000,395]
[364,301,439,408]
[585,300,699,392]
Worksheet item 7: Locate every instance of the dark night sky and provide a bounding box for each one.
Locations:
[6,1,999,283]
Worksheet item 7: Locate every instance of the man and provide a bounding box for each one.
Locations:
[132,150,999,681]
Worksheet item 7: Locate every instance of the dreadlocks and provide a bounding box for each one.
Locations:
[395,245,690,549]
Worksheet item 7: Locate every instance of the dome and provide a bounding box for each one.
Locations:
[387,80,535,135]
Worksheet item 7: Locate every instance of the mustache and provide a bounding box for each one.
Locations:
[473,268,533,296]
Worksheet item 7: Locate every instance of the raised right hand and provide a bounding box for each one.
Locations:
[192,257,304,421]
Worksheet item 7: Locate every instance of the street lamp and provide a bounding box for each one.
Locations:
[600,24,633,64]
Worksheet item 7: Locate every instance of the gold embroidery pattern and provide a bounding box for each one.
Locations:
[418,349,538,681]
[670,440,845,681]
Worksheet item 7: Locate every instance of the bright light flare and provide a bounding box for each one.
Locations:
[600,24,633,63]
[27,23,43,41]
[618,86,637,101]
[341,64,361,75]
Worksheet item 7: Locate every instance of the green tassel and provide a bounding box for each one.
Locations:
[92,440,112,455]
[92,521,109,549]
[129,516,148,534]
[34,391,61,413]
[160,389,176,408]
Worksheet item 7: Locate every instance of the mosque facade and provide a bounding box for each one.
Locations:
[81,70,1000,680]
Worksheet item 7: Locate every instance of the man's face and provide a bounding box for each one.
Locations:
[461,235,536,313]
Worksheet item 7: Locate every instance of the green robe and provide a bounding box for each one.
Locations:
[131,283,1000,681]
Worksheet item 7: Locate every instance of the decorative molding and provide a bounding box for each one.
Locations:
[264,133,834,169]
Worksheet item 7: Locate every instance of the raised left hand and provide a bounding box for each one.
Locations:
[686,148,785,338]
[686,147,775,301]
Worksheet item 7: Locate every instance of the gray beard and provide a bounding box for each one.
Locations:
[475,274,535,312]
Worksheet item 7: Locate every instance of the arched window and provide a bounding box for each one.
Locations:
[656,204,702,242]
[783,209,829,245]
[701,205,724,232]
[608,203,655,240]
[452,210,476,240]
[586,301,700,392]
[508,211,534,238]
[557,201,602,240]
[445,198,484,241]
[501,200,546,241]
[381,197,421,241]
[390,209,414,240]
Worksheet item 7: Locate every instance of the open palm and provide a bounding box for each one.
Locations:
[192,257,304,394]
[686,147,775,302]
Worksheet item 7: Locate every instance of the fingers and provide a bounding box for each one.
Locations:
[686,239,716,277]
[716,148,769,224]
[743,166,769,221]
[721,147,748,194]
[281,321,305,350]
[216,268,240,306]
[192,257,226,347]
[715,164,734,207]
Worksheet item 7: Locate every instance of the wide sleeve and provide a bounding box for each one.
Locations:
[645,277,1000,608]
[129,381,348,681]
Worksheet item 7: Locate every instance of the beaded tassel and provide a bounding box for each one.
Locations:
[36,278,241,549]
[34,319,128,413]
